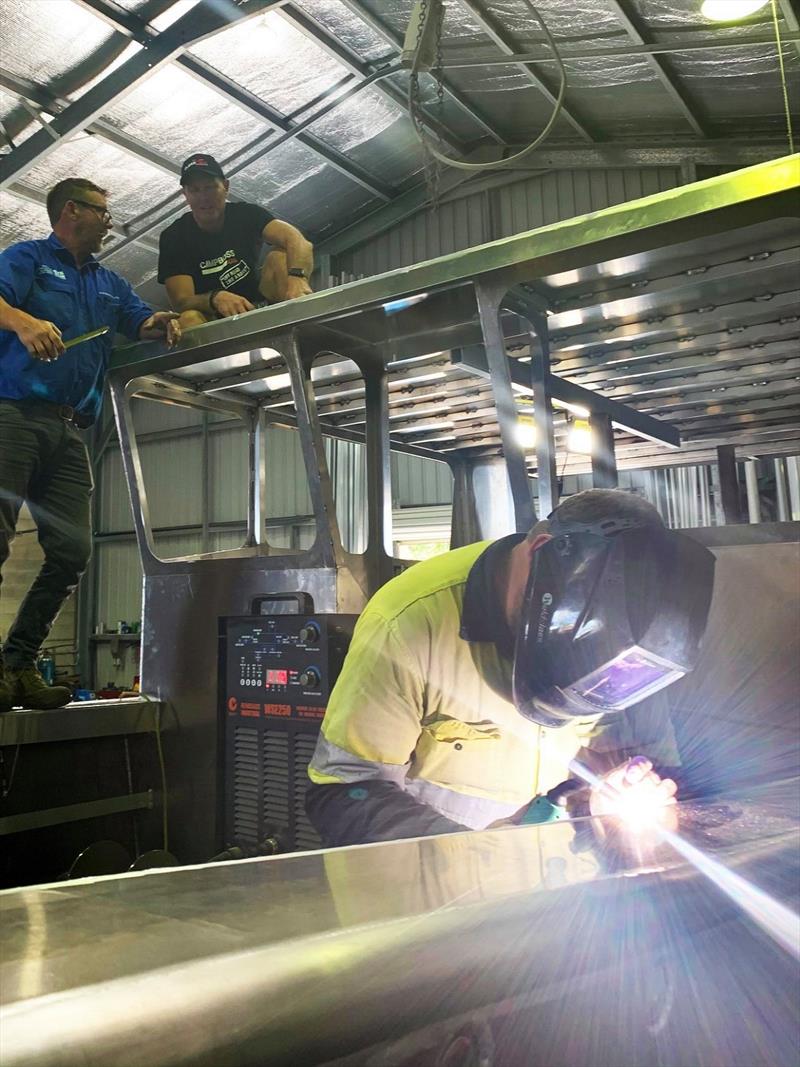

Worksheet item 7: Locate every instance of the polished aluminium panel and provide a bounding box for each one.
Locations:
[0,787,797,1066]
[673,528,800,791]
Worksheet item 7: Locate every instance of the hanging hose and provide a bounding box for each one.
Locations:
[407,0,568,172]
[770,0,795,154]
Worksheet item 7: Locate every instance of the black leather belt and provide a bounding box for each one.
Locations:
[1,399,93,430]
[54,404,93,430]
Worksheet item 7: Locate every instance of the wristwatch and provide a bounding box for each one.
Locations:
[287,267,308,278]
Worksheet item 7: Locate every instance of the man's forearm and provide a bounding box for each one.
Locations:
[285,233,314,276]
[0,296,29,334]
[306,779,467,848]
[170,291,217,316]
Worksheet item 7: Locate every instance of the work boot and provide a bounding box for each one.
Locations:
[6,665,72,710]
[0,660,13,714]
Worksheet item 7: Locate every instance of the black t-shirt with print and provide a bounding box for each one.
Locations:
[157,201,274,304]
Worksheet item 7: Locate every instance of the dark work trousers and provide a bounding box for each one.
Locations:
[0,400,93,669]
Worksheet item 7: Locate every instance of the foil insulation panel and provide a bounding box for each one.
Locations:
[0,0,114,85]
[102,65,272,165]
[188,11,355,120]
[18,135,177,221]
[0,191,52,247]
[295,0,390,62]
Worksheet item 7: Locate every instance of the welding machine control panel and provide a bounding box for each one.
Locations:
[221,614,355,721]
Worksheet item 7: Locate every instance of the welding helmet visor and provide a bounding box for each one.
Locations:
[512,518,715,728]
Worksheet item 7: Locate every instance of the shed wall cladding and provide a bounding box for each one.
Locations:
[336,167,682,279]
[209,426,249,525]
[392,453,454,508]
[264,424,313,521]
[139,436,204,530]
[95,541,144,628]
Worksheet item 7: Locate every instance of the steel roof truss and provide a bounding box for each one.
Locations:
[0,0,284,190]
[604,0,708,137]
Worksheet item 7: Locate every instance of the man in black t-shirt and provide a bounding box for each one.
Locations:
[157,153,314,329]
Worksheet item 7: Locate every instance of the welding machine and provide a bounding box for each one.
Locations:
[218,594,357,854]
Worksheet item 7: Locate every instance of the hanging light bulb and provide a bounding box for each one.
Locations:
[700,0,770,21]
[567,418,593,454]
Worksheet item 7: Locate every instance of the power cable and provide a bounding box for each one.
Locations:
[770,0,795,154]
[139,691,169,853]
[407,0,568,173]
[1,745,21,799]
[557,419,572,495]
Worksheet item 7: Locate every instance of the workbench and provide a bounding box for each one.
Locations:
[0,698,163,865]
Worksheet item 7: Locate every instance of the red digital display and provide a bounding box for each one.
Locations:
[266,669,288,686]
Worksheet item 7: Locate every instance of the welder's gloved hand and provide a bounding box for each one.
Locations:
[486,780,585,829]
[590,755,678,834]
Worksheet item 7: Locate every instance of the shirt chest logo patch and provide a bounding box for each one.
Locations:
[199,250,238,275]
[37,265,67,280]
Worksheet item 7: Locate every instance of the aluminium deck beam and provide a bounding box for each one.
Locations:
[109,155,800,382]
[452,344,680,448]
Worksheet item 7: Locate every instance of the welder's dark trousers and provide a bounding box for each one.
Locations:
[0,400,93,668]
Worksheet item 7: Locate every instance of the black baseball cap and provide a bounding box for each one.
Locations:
[180,153,226,184]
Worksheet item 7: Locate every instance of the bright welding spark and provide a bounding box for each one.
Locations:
[569,759,669,831]
[569,759,800,960]
[611,787,668,833]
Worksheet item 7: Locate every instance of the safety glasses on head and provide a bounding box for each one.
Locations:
[512,512,715,728]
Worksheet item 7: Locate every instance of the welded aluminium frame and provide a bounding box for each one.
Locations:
[112,156,800,374]
[110,153,798,545]
[104,157,799,862]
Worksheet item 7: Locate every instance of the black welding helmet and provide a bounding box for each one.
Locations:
[512,512,715,728]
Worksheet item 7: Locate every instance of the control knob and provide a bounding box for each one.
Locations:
[299,621,320,645]
[299,666,321,690]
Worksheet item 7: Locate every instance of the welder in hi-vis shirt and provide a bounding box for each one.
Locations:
[307,489,715,848]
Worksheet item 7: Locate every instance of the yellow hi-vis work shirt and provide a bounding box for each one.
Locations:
[308,538,680,831]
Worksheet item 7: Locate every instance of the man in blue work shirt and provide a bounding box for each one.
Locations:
[0,177,179,712]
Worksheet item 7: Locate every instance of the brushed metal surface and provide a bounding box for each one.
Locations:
[0,785,797,1066]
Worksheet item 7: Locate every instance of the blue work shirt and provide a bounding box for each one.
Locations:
[0,233,152,424]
